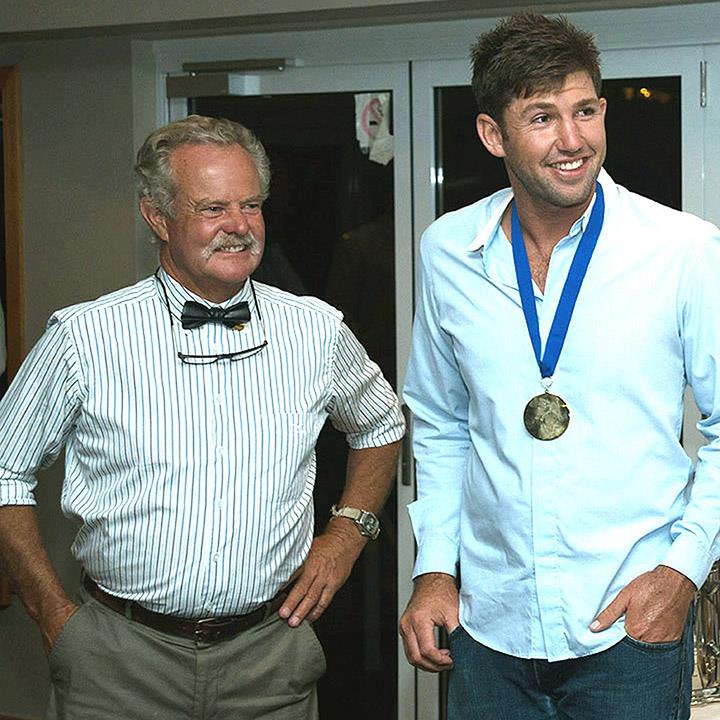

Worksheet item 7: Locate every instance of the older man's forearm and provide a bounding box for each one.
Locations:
[0,505,76,651]
[279,440,401,626]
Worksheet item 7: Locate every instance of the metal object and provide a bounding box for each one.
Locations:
[401,403,413,486]
[700,61,708,108]
[165,73,261,99]
[182,58,291,74]
[523,392,570,440]
[693,561,720,704]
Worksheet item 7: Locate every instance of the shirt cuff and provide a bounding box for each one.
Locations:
[660,531,715,589]
[0,478,37,506]
[346,422,405,450]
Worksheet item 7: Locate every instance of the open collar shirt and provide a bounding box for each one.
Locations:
[404,170,720,660]
[0,268,404,617]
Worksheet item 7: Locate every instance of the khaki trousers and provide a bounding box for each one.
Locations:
[45,588,325,720]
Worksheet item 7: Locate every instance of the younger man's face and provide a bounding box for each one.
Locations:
[477,71,607,215]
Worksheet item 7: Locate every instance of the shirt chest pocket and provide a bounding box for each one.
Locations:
[246,410,321,502]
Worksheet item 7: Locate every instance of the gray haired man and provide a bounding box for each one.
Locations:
[0,115,404,719]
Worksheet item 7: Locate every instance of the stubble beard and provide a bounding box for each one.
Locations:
[510,158,602,212]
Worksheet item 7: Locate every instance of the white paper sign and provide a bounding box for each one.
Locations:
[354,92,394,165]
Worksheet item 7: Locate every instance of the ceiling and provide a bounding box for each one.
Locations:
[0,0,712,42]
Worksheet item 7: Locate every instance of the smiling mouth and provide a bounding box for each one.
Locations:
[550,159,586,171]
[202,232,261,261]
[216,244,250,253]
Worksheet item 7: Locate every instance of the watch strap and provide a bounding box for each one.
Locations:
[330,505,363,522]
[330,504,380,540]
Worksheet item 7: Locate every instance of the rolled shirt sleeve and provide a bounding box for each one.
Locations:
[0,317,84,506]
[327,321,405,448]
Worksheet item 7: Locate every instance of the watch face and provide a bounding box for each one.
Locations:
[363,517,378,531]
[361,513,380,537]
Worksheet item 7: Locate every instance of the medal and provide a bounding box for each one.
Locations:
[523,392,570,441]
[511,182,605,441]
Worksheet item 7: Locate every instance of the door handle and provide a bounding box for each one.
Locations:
[401,403,414,487]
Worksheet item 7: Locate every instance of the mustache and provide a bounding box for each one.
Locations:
[201,230,263,260]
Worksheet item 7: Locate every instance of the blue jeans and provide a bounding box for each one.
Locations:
[447,616,693,720]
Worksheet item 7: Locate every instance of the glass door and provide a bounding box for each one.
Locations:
[413,46,704,230]
[412,45,706,719]
[167,62,416,720]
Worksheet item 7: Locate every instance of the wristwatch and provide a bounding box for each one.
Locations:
[330,505,381,540]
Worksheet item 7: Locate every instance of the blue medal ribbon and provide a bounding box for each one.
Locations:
[511,182,605,380]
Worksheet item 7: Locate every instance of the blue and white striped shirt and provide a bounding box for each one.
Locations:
[0,269,404,616]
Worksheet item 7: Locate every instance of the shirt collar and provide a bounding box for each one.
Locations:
[467,188,513,253]
[467,168,609,254]
[154,266,254,320]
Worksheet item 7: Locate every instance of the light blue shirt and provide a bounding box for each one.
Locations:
[404,170,720,660]
[0,269,404,617]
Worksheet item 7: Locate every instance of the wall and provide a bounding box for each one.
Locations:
[0,35,137,718]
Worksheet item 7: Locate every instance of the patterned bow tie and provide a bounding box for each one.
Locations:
[180,300,251,330]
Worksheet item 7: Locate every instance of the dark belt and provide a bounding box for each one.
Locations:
[83,575,291,643]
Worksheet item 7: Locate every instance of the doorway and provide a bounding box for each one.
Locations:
[167,61,415,720]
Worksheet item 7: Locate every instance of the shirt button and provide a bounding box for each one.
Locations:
[212,553,220,562]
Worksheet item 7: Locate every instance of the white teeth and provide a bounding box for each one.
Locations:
[553,159,584,171]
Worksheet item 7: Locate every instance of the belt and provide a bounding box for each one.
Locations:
[83,575,291,643]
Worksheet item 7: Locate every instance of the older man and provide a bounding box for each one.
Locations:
[0,115,404,719]
[400,12,720,720]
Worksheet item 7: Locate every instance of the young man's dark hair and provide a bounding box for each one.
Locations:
[470,12,602,122]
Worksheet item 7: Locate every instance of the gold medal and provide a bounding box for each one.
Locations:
[523,392,570,441]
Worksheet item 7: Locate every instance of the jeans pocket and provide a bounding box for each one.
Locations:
[447,624,464,643]
[623,633,682,653]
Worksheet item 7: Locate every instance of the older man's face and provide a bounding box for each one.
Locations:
[150,143,266,303]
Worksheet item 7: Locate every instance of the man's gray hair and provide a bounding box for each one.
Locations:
[134,115,271,218]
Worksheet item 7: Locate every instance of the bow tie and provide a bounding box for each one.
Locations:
[181,300,250,330]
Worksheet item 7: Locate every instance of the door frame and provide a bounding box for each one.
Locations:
[0,66,24,379]
[0,65,24,609]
